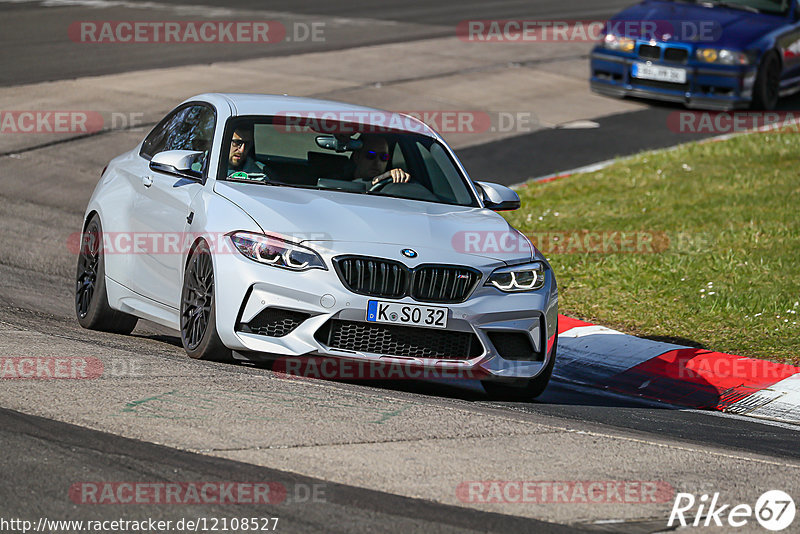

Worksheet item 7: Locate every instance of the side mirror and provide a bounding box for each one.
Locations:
[475,181,521,211]
[149,150,205,180]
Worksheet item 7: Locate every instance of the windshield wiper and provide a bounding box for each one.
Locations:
[226,174,302,188]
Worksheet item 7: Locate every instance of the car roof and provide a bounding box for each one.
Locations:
[185,93,437,137]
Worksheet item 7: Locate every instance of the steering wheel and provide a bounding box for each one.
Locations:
[368,176,395,192]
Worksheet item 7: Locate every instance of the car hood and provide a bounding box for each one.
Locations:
[610,0,785,48]
[214,181,533,263]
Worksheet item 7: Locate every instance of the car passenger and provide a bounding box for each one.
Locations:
[227,126,269,178]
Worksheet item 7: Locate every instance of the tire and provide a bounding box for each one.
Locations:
[481,333,557,401]
[751,52,780,111]
[180,241,232,361]
[75,215,138,334]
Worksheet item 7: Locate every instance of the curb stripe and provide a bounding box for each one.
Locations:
[555,314,800,423]
[622,347,798,391]
[556,315,593,334]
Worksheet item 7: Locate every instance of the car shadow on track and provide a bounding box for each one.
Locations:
[243,359,680,409]
[123,310,718,413]
[353,377,676,409]
[123,322,702,410]
[132,333,183,347]
[639,335,706,349]
[619,91,800,112]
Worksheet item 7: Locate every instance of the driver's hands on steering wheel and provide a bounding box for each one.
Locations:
[372,168,410,185]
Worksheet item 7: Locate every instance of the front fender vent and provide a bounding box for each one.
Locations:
[237,307,310,338]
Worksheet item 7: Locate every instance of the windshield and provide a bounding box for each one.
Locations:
[217,116,479,207]
[677,0,790,15]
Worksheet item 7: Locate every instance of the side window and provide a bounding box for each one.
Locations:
[140,105,215,172]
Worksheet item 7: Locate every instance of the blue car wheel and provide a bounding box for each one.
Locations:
[752,52,781,110]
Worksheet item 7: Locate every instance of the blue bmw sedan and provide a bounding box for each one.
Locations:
[590,0,800,110]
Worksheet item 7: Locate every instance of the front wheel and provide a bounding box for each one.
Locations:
[481,334,557,401]
[75,214,138,334]
[180,241,231,361]
[752,53,780,111]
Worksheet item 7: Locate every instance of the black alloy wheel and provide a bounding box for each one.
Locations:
[180,241,231,361]
[75,214,138,333]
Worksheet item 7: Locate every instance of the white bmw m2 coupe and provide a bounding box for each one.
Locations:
[76,94,558,399]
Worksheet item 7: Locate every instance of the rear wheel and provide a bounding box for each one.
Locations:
[75,215,138,333]
[481,333,557,401]
[752,52,780,111]
[180,241,231,361]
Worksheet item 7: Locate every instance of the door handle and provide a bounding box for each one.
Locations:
[142,175,153,188]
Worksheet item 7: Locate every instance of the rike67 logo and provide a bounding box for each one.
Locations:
[669,490,796,531]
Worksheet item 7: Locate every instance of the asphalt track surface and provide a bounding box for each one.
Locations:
[1,0,634,86]
[1,408,590,534]
[2,1,799,533]
[7,0,800,180]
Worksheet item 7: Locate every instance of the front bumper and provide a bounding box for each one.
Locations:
[590,50,757,111]
[212,245,558,381]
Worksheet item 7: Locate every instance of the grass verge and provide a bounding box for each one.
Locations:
[504,130,799,365]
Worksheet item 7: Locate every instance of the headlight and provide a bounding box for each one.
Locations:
[696,48,749,65]
[229,231,326,271]
[602,33,635,53]
[486,262,546,292]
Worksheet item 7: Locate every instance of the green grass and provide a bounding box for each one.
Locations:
[504,131,800,365]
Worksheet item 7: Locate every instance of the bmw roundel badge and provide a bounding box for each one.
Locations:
[401,248,418,258]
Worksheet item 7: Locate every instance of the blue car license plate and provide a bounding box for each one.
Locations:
[632,62,687,84]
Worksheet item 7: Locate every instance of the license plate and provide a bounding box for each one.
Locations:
[632,62,687,84]
[366,300,448,329]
